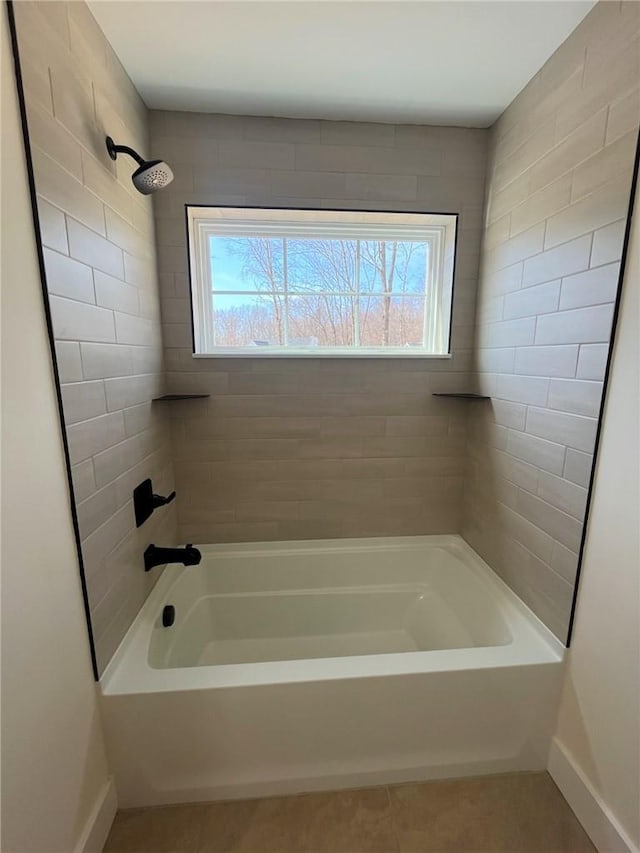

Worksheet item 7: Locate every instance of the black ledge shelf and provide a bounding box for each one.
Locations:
[432,393,491,400]
[152,394,210,402]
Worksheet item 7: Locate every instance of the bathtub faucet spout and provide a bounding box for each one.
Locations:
[144,544,201,572]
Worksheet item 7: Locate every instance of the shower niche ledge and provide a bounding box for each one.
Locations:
[432,393,490,399]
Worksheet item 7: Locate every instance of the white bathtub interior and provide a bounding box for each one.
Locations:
[149,543,513,669]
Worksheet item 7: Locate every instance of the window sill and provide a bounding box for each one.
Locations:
[191,351,453,360]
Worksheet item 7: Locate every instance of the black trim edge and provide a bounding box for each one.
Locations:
[566,126,640,648]
[6,0,99,680]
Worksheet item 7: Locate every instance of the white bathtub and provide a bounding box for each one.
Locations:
[100,535,564,807]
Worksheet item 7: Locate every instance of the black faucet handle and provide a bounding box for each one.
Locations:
[152,490,176,508]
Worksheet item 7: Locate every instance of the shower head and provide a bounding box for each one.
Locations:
[106,136,174,195]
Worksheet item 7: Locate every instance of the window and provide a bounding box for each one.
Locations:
[187,207,457,357]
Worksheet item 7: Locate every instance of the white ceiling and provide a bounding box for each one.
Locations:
[89,1,595,127]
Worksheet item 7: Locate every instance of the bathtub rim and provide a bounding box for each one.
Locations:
[100,534,564,696]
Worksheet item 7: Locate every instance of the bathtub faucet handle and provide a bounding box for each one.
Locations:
[152,490,176,509]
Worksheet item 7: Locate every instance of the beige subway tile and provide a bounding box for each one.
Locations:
[559,262,620,311]
[76,483,120,541]
[564,448,593,488]
[492,116,556,192]
[590,219,626,267]
[122,402,157,438]
[94,271,139,315]
[81,502,132,577]
[548,378,602,418]
[510,175,572,238]
[582,22,640,91]
[606,87,640,144]
[37,198,68,253]
[486,262,524,295]
[576,343,609,380]
[50,295,115,343]
[115,313,154,346]
[495,374,549,406]
[506,429,565,475]
[104,207,150,258]
[442,147,486,178]
[166,371,227,396]
[217,140,295,170]
[537,470,589,520]
[478,317,536,349]
[61,380,107,424]
[159,297,189,325]
[544,173,632,249]
[123,252,155,288]
[80,342,133,380]
[71,458,96,503]
[345,173,417,201]
[242,116,321,144]
[484,215,511,251]
[514,345,579,378]
[529,109,607,195]
[484,223,545,273]
[49,60,97,151]
[93,431,159,488]
[417,175,485,208]
[265,170,341,200]
[43,247,95,303]
[67,218,124,279]
[32,148,105,235]
[572,131,637,202]
[489,400,527,431]
[476,347,515,374]
[296,436,363,459]
[82,152,138,225]
[320,121,395,147]
[503,281,560,321]
[295,144,441,176]
[526,406,597,453]
[498,539,574,637]
[550,541,579,585]
[18,55,53,115]
[487,172,531,224]
[27,101,83,181]
[499,505,554,563]
[67,0,108,69]
[519,233,591,290]
[493,448,539,493]
[55,340,83,382]
[104,374,160,412]
[384,416,450,437]
[319,416,386,437]
[131,345,163,375]
[516,490,582,552]
[534,304,614,346]
[66,411,125,464]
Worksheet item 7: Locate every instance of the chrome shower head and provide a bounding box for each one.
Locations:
[106,136,174,195]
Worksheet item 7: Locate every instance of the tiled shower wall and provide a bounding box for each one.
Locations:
[149,112,488,543]
[13,1,176,673]
[464,1,640,638]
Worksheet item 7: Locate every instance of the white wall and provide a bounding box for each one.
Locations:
[549,175,640,851]
[1,7,114,851]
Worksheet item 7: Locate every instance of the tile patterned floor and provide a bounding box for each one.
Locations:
[104,772,595,853]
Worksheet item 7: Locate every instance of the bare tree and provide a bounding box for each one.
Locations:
[217,237,426,347]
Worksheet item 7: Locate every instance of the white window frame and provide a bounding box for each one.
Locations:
[187,206,457,358]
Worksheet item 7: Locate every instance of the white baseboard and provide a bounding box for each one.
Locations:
[75,776,118,853]
[548,738,638,853]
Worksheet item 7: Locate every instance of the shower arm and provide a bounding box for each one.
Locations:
[106,136,145,166]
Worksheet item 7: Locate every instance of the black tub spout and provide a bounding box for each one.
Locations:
[144,544,201,572]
